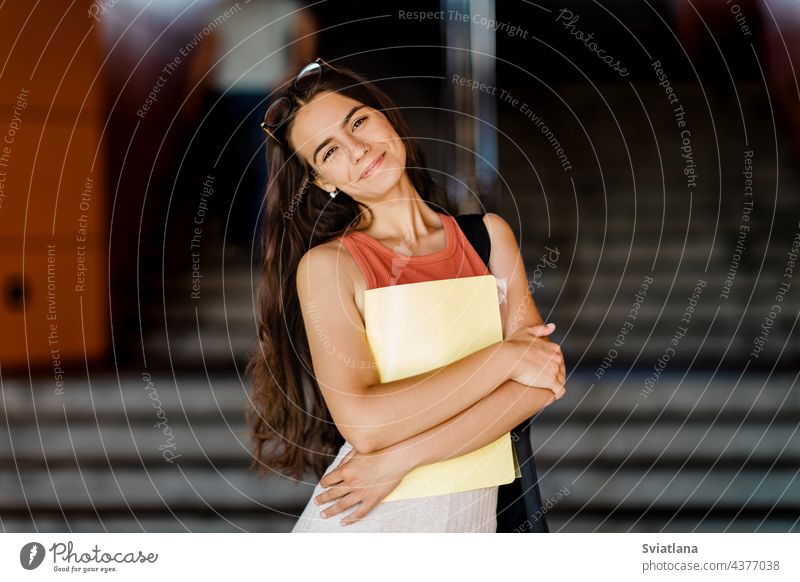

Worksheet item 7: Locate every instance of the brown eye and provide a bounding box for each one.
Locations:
[323,146,338,162]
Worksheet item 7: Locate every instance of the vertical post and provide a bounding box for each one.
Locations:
[441,0,499,213]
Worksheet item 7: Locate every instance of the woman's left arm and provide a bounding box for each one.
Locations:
[315,213,566,525]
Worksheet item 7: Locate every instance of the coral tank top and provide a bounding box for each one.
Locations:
[337,212,489,290]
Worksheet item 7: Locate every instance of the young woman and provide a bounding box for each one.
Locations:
[245,59,567,532]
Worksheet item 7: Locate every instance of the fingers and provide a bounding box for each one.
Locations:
[554,364,567,399]
[320,492,360,520]
[544,379,565,398]
[511,327,567,396]
[318,457,354,497]
[319,468,343,488]
[537,351,565,399]
[552,351,566,399]
[530,322,556,336]
[314,484,349,506]
[342,501,375,526]
[319,449,357,488]
[342,448,357,464]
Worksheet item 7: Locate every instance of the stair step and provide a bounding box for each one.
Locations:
[3,420,796,466]
[2,466,794,513]
[3,372,795,420]
[0,513,297,533]
[0,467,312,512]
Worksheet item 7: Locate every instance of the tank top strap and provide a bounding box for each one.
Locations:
[336,213,489,291]
[337,233,379,289]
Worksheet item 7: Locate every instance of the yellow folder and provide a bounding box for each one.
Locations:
[363,274,518,502]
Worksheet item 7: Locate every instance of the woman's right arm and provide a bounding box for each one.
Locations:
[296,245,548,454]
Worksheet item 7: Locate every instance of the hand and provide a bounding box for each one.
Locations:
[313,446,412,526]
[503,323,566,399]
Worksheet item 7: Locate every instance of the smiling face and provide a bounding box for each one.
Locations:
[287,90,407,199]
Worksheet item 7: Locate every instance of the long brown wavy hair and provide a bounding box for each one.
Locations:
[245,61,455,480]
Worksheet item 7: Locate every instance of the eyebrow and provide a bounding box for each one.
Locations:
[312,105,367,164]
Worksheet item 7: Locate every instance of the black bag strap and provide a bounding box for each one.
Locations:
[454,213,491,267]
[455,211,550,533]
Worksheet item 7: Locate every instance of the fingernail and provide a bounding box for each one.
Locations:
[314,498,320,505]
[321,511,328,518]
[547,323,555,329]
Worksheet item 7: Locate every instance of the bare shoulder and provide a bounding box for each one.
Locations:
[481,212,519,262]
[298,238,343,265]
[296,238,360,292]
[481,216,544,333]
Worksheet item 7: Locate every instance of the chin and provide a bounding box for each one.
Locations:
[370,159,404,188]
[368,170,403,195]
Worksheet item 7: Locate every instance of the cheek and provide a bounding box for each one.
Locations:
[384,130,405,164]
[395,141,407,166]
[388,138,406,169]
[325,165,349,185]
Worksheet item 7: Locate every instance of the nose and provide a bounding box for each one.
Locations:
[346,137,368,164]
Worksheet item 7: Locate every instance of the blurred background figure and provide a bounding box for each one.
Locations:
[180,0,319,253]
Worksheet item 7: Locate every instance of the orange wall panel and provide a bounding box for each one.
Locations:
[0,244,107,368]
[0,1,103,112]
[0,0,108,368]
[0,112,105,239]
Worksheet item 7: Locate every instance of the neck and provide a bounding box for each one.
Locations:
[358,174,442,244]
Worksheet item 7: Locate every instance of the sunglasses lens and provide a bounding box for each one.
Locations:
[293,61,322,93]
[264,96,292,127]
[261,60,325,134]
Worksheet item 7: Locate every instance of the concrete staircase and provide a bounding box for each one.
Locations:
[496,81,800,369]
[1,371,797,532]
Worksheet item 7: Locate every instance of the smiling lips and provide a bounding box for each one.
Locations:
[360,152,385,179]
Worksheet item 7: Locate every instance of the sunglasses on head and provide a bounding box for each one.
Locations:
[260,58,338,141]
